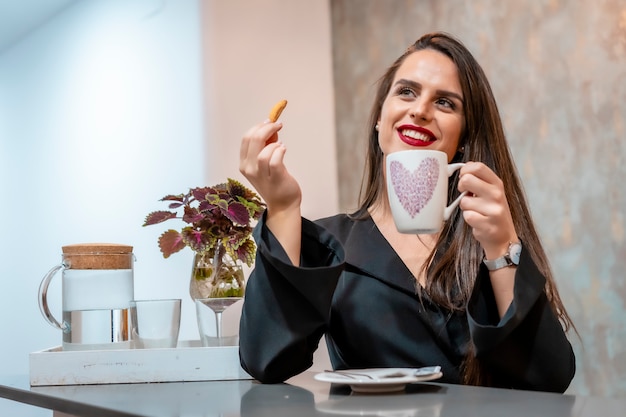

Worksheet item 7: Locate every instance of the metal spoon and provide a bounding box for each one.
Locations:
[324,366,441,380]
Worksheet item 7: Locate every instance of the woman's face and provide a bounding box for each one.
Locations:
[378,49,465,162]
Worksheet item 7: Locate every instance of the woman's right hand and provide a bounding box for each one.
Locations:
[239,120,302,213]
[239,120,302,264]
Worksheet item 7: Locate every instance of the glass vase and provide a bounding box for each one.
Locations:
[189,246,245,300]
[190,243,245,346]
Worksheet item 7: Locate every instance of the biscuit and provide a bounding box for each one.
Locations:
[269,99,288,122]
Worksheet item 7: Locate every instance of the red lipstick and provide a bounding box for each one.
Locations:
[397,125,436,147]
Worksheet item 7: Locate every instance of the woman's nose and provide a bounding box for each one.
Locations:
[409,99,432,121]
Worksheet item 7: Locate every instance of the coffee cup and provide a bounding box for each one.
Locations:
[386,150,466,234]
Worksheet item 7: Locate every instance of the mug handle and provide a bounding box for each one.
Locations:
[38,264,69,332]
[443,163,468,221]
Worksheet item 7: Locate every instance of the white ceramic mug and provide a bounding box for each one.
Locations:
[386,150,466,234]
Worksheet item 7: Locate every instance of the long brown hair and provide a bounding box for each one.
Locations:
[354,32,575,385]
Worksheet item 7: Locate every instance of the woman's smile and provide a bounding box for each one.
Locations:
[397,125,436,147]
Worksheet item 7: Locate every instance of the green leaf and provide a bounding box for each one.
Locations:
[237,196,265,220]
[236,238,257,266]
[227,178,257,201]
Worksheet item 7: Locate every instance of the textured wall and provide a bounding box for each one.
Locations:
[331,0,626,397]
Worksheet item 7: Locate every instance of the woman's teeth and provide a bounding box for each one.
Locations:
[401,129,431,142]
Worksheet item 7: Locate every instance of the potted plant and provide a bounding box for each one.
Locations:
[143,178,265,300]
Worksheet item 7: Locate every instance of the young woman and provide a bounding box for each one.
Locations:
[238,32,576,392]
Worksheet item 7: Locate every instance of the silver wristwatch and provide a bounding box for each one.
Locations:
[483,242,522,271]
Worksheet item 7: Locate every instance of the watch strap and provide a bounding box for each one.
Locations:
[483,242,522,271]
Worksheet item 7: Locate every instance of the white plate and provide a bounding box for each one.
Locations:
[314,366,442,393]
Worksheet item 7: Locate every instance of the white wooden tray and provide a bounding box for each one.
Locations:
[29,340,252,386]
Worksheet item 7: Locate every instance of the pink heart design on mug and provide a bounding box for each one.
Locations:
[389,158,439,217]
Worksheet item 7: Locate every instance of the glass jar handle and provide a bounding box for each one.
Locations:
[38,264,68,332]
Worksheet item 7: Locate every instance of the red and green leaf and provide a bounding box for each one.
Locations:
[143,211,177,226]
[158,229,186,258]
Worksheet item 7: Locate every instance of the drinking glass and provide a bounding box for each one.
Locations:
[130,299,181,349]
[196,297,244,347]
[191,243,246,346]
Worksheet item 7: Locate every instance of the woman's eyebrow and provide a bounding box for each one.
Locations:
[394,78,464,103]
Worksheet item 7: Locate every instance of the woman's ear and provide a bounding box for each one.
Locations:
[451,146,465,163]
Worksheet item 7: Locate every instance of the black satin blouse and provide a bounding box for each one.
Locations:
[239,213,575,392]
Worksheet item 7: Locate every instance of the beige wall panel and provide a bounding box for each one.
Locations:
[202,0,339,222]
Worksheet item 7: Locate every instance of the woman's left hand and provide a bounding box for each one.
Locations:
[457,161,519,259]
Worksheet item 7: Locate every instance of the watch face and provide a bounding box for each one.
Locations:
[509,242,522,265]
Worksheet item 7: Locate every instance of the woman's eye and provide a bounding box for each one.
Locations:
[397,87,415,97]
[436,98,454,109]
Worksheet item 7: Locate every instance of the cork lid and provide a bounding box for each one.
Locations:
[62,243,134,269]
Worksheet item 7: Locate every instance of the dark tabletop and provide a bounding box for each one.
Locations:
[0,372,624,417]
